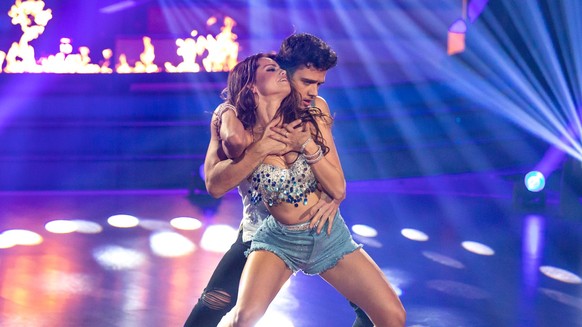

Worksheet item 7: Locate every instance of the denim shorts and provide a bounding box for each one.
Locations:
[246,211,362,275]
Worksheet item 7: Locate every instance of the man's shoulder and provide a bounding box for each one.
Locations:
[313,96,330,114]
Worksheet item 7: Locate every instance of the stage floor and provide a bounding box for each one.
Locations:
[0,172,581,327]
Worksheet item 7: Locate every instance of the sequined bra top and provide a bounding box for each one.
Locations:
[249,155,318,208]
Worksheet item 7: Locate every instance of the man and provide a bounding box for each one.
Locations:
[184,33,373,327]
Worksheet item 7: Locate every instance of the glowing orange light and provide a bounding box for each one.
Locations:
[116,36,161,73]
[100,49,113,73]
[1,0,240,73]
[202,16,239,72]
[447,32,466,56]
[59,38,72,55]
[4,0,53,73]
[164,16,239,73]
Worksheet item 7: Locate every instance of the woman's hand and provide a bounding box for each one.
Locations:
[269,119,311,153]
[255,118,288,156]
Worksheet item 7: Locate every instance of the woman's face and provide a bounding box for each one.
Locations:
[252,57,290,98]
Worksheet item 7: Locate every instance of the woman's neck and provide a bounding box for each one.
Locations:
[256,98,283,128]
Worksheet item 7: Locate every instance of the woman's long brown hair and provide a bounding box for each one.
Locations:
[220,53,330,155]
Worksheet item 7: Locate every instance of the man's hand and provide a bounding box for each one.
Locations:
[307,192,341,235]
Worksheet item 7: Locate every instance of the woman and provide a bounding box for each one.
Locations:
[214,53,406,327]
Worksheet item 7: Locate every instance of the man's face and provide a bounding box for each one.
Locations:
[290,65,327,108]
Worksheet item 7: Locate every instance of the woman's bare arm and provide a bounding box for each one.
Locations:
[301,97,346,201]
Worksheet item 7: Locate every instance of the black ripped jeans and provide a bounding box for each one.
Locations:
[183,230,373,327]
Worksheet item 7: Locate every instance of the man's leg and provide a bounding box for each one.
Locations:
[350,301,374,327]
[184,231,249,327]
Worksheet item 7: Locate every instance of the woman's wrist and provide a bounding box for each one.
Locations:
[300,137,313,153]
[302,141,319,156]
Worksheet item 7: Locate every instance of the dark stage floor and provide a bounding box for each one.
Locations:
[0,172,581,327]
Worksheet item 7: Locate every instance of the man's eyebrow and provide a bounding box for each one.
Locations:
[300,77,323,84]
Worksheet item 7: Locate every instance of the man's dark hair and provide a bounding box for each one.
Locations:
[276,33,337,76]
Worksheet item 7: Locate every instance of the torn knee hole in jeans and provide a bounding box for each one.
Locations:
[201,289,232,310]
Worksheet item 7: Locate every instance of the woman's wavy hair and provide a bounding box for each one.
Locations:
[221,53,330,155]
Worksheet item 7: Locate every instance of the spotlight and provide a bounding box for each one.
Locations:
[524,171,545,192]
[513,171,546,210]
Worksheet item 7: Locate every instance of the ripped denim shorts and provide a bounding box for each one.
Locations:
[246,211,361,275]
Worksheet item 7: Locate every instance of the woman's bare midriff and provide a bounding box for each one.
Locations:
[259,153,322,225]
[266,190,322,225]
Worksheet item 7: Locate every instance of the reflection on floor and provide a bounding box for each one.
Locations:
[0,172,581,327]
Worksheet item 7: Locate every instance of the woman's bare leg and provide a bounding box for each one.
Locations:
[320,249,406,327]
[218,250,293,327]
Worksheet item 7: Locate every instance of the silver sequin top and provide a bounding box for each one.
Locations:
[249,155,318,208]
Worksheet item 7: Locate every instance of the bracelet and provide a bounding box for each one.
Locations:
[303,145,322,159]
[305,149,324,164]
[300,137,313,154]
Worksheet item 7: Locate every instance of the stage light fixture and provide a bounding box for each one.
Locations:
[513,171,547,210]
[524,171,545,192]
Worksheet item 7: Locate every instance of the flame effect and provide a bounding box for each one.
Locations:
[165,17,238,73]
[0,0,239,74]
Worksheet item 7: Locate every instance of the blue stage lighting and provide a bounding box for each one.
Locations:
[524,171,545,192]
[199,162,205,181]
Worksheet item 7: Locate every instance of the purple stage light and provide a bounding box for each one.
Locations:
[99,1,138,14]
[467,0,490,23]
[448,18,467,34]
[523,214,544,259]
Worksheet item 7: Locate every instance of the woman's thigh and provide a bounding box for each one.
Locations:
[236,250,294,314]
[320,249,403,323]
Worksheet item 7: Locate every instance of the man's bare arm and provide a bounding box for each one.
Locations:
[218,107,251,159]
[204,117,286,198]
